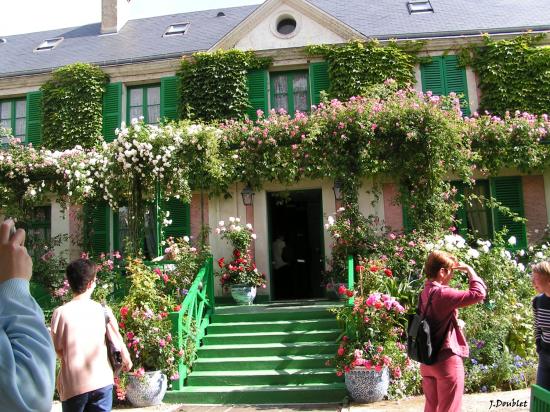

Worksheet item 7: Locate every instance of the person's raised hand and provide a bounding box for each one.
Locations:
[0,219,33,283]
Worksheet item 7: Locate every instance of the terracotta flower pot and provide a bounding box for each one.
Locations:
[125,370,167,407]
[345,366,389,403]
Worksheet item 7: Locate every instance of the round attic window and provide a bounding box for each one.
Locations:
[276,17,297,35]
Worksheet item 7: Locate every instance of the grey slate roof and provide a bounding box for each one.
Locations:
[309,0,550,39]
[0,5,258,78]
[1,0,550,78]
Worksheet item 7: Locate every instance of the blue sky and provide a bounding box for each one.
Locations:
[1,0,264,36]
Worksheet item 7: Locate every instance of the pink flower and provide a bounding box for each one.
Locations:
[170,373,180,381]
[159,339,166,348]
[133,368,145,378]
[337,346,345,356]
[375,365,383,372]
[338,285,347,295]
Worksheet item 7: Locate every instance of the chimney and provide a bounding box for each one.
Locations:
[101,0,132,34]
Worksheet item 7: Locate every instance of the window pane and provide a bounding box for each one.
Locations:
[0,119,10,131]
[465,183,491,239]
[15,100,26,118]
[148,87,160,105]
[293,74,308,113]
[272,75,288,112]
[147,105,160,125]
[15,118,25,137]
[0,102,11,120]
[129,107,143,122]
[129,88,143,107]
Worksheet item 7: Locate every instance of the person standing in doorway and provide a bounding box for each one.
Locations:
[51,258,132,412]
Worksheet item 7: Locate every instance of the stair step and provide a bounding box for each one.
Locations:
[203,330,341,345]
[207,318,339,334]
[187,368,343,386]
[211,306,337,323]
[164,383,347,404]
[197,342,338,358]
[193,355,332,371]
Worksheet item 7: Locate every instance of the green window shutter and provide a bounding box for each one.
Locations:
[102,82,122,142]
[490,176,527,249]
[452,181,469,238]
[26,91,43,147]
[84,203,111,256]
[309,61,330,106]
[443,55,470,116]
[421,56,445,96]
[402,204,412,233]
[163,198,190,241]
[160,76,179,122]
[246,69,268,121]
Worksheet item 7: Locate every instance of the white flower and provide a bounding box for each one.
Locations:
[251,234,257,239]
[536,252,544,259]
[327,216,335,225]
[481,245,490,253]
[235,217,240,223]
[518,263,526,272]
[518,249,525,256]
[246,223,253,230]
[218,220,225,227]
[183,236,190,242]
[543,245,548,250]
[229,217,235,223]
[234,226,241,232]
[467,249,480,259]
[508,236,517,246]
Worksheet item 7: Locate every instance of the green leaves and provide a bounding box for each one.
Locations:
[41,63,108,149]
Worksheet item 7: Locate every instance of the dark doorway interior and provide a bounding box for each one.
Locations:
[268,189,324,300]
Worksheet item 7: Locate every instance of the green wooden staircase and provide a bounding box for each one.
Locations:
[164,302,346,405]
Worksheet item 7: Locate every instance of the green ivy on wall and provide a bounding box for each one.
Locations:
[306,40,422,101]
[462,34,550,115]
[178,50,271,122]
[41,63,108,149]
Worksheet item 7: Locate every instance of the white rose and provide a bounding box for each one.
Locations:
[518,263,525,272]
[183,236,190,242]
[251,234,257,239]
[246,223,253,230]
[508,236,517,246]
[467,249,480,259]
[229,217,235,223]
[218,220,225,227]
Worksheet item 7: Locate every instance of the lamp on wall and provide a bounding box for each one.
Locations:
[332,179,343,201]
[241,184,255,206]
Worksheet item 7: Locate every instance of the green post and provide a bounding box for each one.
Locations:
[347,255,354,305]
[206,257,215,313]
[168,309,185,390]
[154,181,162,258]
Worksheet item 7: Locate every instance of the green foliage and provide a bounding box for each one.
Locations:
[306,40,420,101]
[463,34,550,116]
[41,63,108,149]
[178,50,271,122]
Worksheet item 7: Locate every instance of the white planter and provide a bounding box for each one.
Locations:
[345,366,389,403]
[230,284,257,305]
[125,370,167,407]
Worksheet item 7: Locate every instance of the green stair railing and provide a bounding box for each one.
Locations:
[347,255,354,305]
[168,256,215,390]
[532,384,550,411]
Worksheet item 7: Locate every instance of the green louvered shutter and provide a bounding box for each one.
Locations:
[160,76,179,122]
[421,56,445,96]
[246,69,268,121]
[452,181,469,237]
[443,55,470,116]
[490,176,527,249]
[26,91,43,147]
[402,205,412,233]
[102,82,122,142]
[85,203,111,256]
[163,198,190,241]
[309,61,330,106]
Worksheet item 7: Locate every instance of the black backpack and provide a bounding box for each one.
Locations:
[407,289,451,365]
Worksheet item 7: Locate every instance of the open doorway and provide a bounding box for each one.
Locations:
[268,189,324,300]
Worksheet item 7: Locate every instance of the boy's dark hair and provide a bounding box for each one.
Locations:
[66,258,97,294]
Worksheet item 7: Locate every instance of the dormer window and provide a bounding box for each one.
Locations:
[407,0,434,14]
[163,23,189,37]
[35,37,63,51]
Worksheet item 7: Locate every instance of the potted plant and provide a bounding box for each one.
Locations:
[116,258,184,407]
[329,289,408,403]
[215,218,266,304]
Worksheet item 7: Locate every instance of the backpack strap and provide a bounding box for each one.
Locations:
[417,287,437,319]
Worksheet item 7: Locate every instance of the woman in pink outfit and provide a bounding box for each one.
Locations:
[51,259,132,412]
[419,250,487,412]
